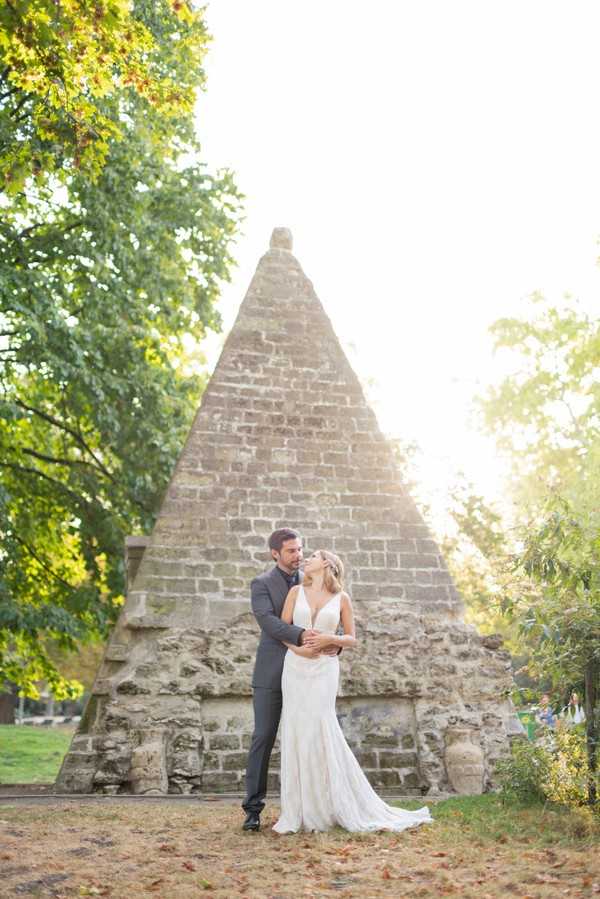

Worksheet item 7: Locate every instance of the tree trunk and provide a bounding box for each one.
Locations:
[0,691,15,724]
[584,659,598,805]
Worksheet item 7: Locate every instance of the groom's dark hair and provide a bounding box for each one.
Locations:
[268,528,301,553]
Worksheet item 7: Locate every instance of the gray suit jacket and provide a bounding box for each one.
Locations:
[250,566,305,689]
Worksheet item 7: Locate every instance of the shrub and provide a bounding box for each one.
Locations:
[543,727,595,808]
[495,738,551,805]
[496,727,600,813]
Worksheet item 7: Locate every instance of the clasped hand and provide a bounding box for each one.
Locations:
[302,629,337,655]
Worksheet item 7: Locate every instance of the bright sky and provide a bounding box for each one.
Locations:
[196,0,600,524]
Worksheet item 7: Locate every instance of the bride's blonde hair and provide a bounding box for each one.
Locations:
[304,550,344,594]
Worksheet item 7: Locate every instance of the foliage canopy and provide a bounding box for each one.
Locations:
[0,1,243,698]
[1,0,208,190]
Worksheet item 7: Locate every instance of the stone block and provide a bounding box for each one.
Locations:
[115,679,152,696]
[202,771,239,790]
[55,751,98,793]
[362,733,400,748]
[213,563,239,578]
[208,598,250,624]
[386,539,416,552]
[208,734,240,751]
[196,579,220,593]
[147,597,178,614]
[104,643,129,663]
[202,751,220,770]
[125,614,171,630]
[203,718,220,732]
[378,751,418,768]
[201,548,229,561]
[355,751,378,768]
[94,752,131,785]
[402,772,420,789]
[130,733,168,794]
[373,769,401,787]
[399,553,438,569]
[229,518,252,532]
[221,752,249,771]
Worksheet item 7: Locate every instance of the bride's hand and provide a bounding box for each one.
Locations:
[303,632,333,651]
[300,628,319,645]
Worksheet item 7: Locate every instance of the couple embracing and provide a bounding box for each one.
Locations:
[241,528,432,834]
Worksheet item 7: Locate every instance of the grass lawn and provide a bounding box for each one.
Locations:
[0,724,74,784]
[0,795,598,897]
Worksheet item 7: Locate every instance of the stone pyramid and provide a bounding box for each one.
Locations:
[57,228,515,796]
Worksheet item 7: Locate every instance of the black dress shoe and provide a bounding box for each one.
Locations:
[242,812,260,832]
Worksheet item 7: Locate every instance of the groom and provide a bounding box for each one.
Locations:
[242,528,335,831]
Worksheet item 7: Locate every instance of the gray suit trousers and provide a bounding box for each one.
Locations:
[242,686,283,814]
[242,566,304,815]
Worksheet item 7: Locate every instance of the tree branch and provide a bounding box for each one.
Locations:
[12,533,78,592]
[18,219,83,242]
[0,85,19,102]
[9,94,29,121]
[9,445,151,515]
[0,460,100,512]
[21,446,107,474]
[14,398,113,481]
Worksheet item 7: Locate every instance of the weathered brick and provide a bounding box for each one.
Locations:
[56,227,512,801]
[362,733,399,748]
[202,752,220,770]
[379,751,418,768]
[202,772,239,789]
[399,553,437,569]
[208,735,240,751]
[355,751,378,768]
[221,752,249,771]
[374,769,401,787]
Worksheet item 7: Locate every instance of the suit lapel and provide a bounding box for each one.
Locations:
[268,567,288,614]
[268,566,303,615]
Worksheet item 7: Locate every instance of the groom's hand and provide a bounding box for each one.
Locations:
[299,628,318,645]
[320,644,340,657]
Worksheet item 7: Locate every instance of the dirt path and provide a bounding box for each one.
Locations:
[1,799,598,898]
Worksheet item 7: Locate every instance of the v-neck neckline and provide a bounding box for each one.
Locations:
[301,585,341,628]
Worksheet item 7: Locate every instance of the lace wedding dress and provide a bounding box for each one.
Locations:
[273,586,433,833]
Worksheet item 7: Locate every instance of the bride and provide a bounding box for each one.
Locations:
[273,549,433,834]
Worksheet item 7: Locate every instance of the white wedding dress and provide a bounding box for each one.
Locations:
[273,586,433,833]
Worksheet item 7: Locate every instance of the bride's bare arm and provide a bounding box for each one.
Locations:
[283,640,320,658]
[281,586,319,656]
[281,586,299,624]
[304,594,357,651]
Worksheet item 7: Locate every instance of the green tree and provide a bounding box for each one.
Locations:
[446,294,600,690]
[507,497,600,805]
[441,479,526,656]
[470,291,600,800]
[479,293,599,510]
[445,294,600,656]
[0,2,242,699]
[0,0,206,189]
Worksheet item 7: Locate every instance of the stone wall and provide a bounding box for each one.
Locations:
[58,607,513,795]
[56,227,516,796]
